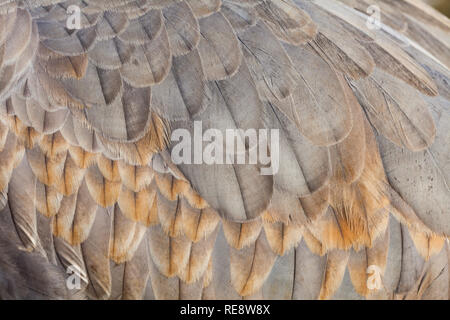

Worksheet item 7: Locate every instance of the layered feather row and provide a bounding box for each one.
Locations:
[0,0,448,299]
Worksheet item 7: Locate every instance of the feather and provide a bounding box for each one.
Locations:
[95,11,129,41]
[85,164,121,207]
[181,200,220,243]
[230,231,277,297]
[118,9,163,44]
[61,63,122,109]
[223,218,262,250]
[376,218,423,298]
[0,8,16,46]
[117,160,153,191]
[157,192,184,237]
[263,221,303,256]
[55,152,86,196]
[38,131,69,158]
[122,235,151,300]
[110,204,141,263]
[329,82,366,185]
[318,249,350,300]
[408,228,446,262]
[0,132,23,190]
[117,184,153,223]
[209,226,242,300]
[3,9,32,65]
[155,172,189,201]
[189,0,221,17]
[263,250,295,299]
[347,225,390,297]
[255,0,317,45]
[311,0,439,96]
[89,38,131,70]
[172,70,273,222]
[53,180,97,245]
[148,257,205,300]
[98,112,169,166]
[8,154,39,251]
[120,24,172,87]
[27,147,66,186]
[266,101,331,197]
[198,12,242,81]
[292,239,327,299]
[163,1,200,56]
[97,155,121,182]
[148,258,180,300]
[239,21,300,102]
[53,237,89,293]
[35,181,62,218]
[178,226,218,284]
[339,0,450,69]
[38,54,88,80]
[148,224,191,277]
[81,206,112,300]
[151,49,207,120]
[68,146,97,169]
[10,95,31,127]
[264,185,330,225]
[351,68,436,151]
[41,26,97,56]
[71,117,104,153]
[315,109,390,251]
[1,0,449,301]
[9,117,42,149]
[297,0,375,79]
[378,134,450,236]
[221,1,257,31]
[284,43,353,146]
[0,120,8,151]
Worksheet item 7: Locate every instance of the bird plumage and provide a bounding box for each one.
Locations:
[0,0,449,300]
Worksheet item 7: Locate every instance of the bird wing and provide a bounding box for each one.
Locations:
[0,0,449,299]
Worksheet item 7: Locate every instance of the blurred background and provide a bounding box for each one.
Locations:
[426,0,450,17]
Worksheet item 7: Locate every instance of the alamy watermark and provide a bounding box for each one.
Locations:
[366,265,383,291]
[171,122,280,176]
[66,5,81,30]
[366,5,382,30]
[66,265,82,290]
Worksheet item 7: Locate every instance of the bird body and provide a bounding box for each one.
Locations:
[0,0,449,300]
